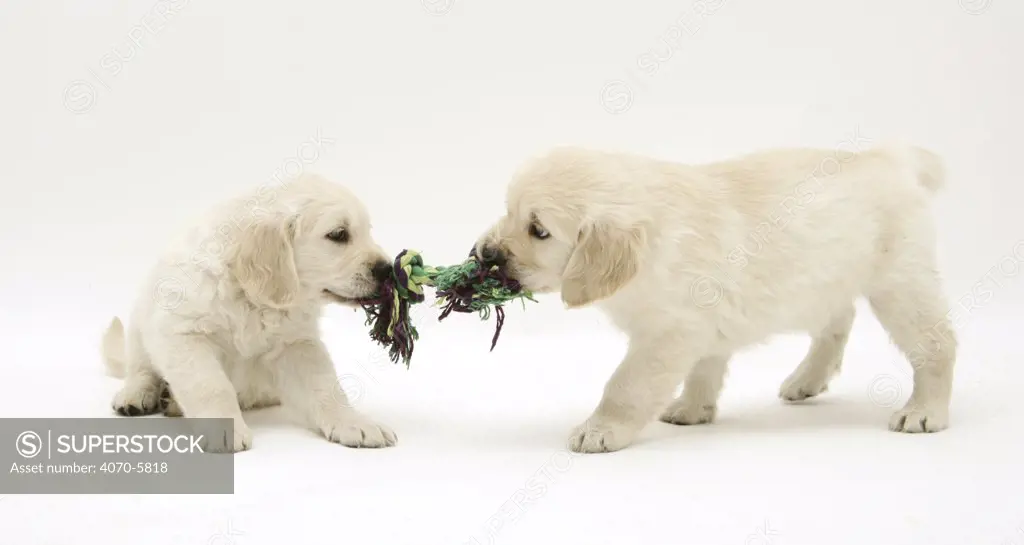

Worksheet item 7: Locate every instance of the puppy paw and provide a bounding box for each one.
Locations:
[778,373,829,402]
[202,421,253,453]
[157,382,185,417]
[568,416,638,454]
[230,426,254,452]
[161,397,184,417]
[321,415,397,448]
[659,400,716,425]
[112,383,163,417]
[889,404,949,433]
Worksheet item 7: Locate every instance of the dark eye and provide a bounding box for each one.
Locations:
[325,228,349,244]
[529,222,550,240]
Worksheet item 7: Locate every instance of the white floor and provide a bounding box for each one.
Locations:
[1,301,1021,545]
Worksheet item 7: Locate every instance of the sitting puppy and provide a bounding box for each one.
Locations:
[475,144,956,453]
[101,174,396,452]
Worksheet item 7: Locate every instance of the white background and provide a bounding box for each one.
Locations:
[1,1,1023,544]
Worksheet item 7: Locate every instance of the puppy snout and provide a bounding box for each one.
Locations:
[371,259,392,283]
[476,244,507,268]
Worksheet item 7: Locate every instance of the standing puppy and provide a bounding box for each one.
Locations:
[475,145,956,453]
[102,174,396,452]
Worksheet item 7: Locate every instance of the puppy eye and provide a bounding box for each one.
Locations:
[529,222,550,240]
[325,228,349,244]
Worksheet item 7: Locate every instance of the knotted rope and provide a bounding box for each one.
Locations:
[358,249,535,367]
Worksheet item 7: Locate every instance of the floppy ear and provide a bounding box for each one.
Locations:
[560,219,645,308]
[228,214,299,308]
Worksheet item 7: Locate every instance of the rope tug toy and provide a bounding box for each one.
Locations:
[358,249,536,367]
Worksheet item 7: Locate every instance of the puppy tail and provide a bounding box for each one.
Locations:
[877,143,946,194]
[910,146,946,194]
[101,317,127,379]
[913,146,942,193]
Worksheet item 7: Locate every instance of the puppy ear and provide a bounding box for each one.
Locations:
[228,213,300,308]
[560,219,645,308]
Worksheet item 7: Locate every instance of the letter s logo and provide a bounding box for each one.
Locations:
[16,431,42,458]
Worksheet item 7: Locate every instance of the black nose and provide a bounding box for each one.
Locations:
[371,260,392,283]
[476,244,506,268]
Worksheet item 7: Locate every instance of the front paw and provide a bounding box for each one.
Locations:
[321,414,397,448]
[660,400,717,425]
[112,384,163,417]
[202,420,253,453]
[568,416,639,453]
[889,404,949,433]
[778,372,830,402]
[231,425,254,452]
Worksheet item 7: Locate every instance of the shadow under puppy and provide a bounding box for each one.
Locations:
[101,173,396,452]
[474,144,956,454]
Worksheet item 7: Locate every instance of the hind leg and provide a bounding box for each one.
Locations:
[111,326,164,416]
[868,251,955,432]
[779,305,856,402]
[660,354,730,425]
[235,362,281,412]
[154,336,252,452]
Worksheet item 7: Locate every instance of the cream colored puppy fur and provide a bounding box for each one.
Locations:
[476,144,956,454]
[101,174,396,452]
